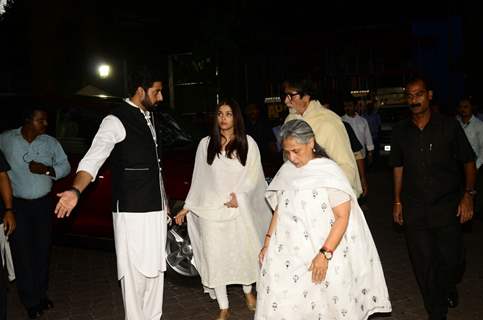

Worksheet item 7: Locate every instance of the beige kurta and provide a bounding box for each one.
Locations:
[285,100,362,197]
[184,136,272,288]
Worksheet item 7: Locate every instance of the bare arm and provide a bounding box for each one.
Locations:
[356,157,368,197]
[310,200,350,284]
[0,172,13,212]
[259,209,278,264]
[322,200,350,251]
[458,161,477,223]
[392,166,403,225]
[0,171,15,236]
[54,171,93,218]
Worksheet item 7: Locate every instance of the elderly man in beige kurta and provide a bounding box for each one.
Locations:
[283,83,362,197]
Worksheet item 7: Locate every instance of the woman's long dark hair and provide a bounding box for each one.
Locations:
[207,98,248,166]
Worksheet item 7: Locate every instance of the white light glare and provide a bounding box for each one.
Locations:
[0,0,6,15]
[97,64,111,78]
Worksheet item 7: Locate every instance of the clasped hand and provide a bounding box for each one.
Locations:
[224,193,238,208]
[29,161,48,175]
[174,192,238,225]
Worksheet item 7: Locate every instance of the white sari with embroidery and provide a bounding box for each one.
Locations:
[255,158,391,320]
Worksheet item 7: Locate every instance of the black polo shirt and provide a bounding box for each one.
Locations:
[389,112,475,227]
[0,150,11,222]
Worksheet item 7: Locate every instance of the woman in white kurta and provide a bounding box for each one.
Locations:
[255,119,391,320]
[175,98,272,320]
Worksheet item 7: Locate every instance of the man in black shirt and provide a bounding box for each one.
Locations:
[0,150,15,320]
[390,76,476,320]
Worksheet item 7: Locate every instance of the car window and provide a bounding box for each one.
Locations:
[155,111,193,148]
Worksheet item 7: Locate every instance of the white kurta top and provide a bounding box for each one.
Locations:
[184,136,272,288]
[457,115,483,169]
[255,158,391,320]
[77,99,166,279]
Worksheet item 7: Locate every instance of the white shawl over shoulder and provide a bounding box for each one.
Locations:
[184,135,272,239]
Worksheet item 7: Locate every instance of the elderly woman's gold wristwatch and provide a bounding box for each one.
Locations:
[319,247,333,260]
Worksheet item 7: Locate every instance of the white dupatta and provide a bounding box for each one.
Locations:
[184,136,272,241]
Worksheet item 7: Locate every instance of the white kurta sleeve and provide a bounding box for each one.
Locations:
[476,122,483,169]
[77,115,126,181]
[183,137,208,211]
[362,118,374,151]
[326,187,351,208]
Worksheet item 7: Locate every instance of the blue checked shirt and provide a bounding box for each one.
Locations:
[0,128,71,199]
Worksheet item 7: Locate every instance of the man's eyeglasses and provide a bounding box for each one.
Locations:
[282,92,301,100]
[405,90,427,100]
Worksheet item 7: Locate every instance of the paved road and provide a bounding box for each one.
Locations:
[6,166,483,319]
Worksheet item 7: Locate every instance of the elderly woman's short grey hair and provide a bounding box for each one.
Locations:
[280,119,329,158]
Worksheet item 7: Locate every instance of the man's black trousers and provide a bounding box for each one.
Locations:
[10,196,53,309]
[405,223,463,319]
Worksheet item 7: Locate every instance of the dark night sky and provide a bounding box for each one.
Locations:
[1,0,482,106]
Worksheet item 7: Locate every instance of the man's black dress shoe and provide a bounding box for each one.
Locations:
[448,290,459,308]
[27,305,42,319]
[40,298,54,310]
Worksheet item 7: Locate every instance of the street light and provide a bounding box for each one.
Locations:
[0,0,7,16]
[97,63,111,78]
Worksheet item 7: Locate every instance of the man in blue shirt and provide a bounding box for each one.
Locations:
[0,108,70,319]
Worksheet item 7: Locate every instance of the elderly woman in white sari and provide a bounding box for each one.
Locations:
[175,98,272,320]
[255,119,392,320]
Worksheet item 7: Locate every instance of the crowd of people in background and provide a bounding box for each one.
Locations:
[0,68,479,320]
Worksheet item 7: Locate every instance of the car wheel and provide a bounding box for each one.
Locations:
[166,223,198,277]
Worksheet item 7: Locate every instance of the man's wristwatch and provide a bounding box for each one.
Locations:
[68,187,82,200]
[319,247,333,260]
[465,189,477,196]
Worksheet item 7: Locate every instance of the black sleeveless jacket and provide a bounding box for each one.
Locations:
[110,101,163,212]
